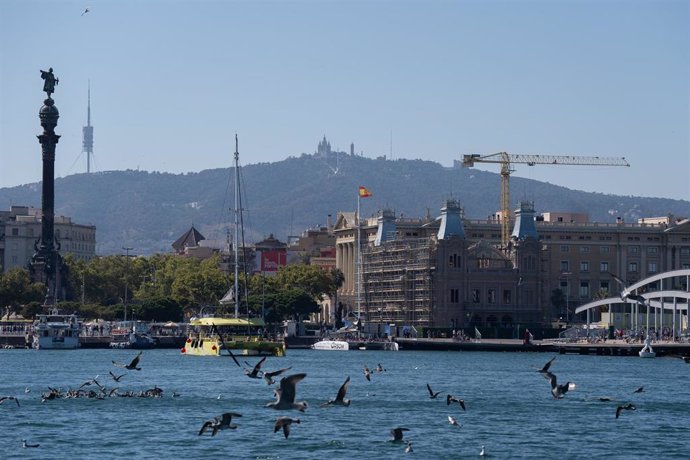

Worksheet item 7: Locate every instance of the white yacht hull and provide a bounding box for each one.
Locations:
[311,339,349,351]
[34,335,80,349]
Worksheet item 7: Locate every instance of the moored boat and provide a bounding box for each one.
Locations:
[33,307,81,350]
[181,316,284,357]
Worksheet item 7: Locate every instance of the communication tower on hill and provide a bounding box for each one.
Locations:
[82,82,94,173]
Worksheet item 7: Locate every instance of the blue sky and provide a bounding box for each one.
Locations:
[1,0,688,201]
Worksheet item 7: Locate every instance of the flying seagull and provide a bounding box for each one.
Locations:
[390,427,409,442]
[0,396,20,408]
[363,365,372,381]
[615,403,636,419]
[405,441,413,453]
[198,412,242,436]
[633,386,645,394]
[321,376,351,407]
[426,383,441,399]
[79,375,103,390]
[538,356,557,375]
[448,415,460,426]
[263,366,292,385]
[544,371,575,399]
[109,371,125,382]
[112,351,142,370]
[81,8,89,16]
[244,356,267,379]
[22,440,39,448]
[274,416,301,439]
[265,373,308,411]
[375,363,386,373]
[447,394,466,410]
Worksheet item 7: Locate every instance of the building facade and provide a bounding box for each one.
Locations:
[0,206,96,273]
[334,201,690,329]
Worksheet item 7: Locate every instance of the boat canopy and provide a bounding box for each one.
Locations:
[190,317,266,327]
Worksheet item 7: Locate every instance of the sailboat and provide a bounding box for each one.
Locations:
[181,137,285,358]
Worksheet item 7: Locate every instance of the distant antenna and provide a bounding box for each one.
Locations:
[82,81,94,173]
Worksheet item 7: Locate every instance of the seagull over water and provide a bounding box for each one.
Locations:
[112,351,142,370]
[537,356,557,375]
[244,356,267,379]
[109,371,125,382]
[405,441,413,453]
[265,373,308,411]
[263,366,292,385]
[0,396,20,408]
[544,371,575,399]
[274,416,301,439]
[448,415,460,426]
[22,440,39,448]
[321,376,351,407]
[426,383,441,399]
[390,427,409,442]
[363,365,372,381]
[447,394,466,410]
[616,403,636,419]
[198,412,242,436]
[81,8,89,16]
[633,386,645,394]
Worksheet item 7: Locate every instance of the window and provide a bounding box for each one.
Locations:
[560,245,569,252]
[600,261,609,273]
[628,246,639,256]
[449,254,460,268]
[579,281,590,298]
[580,246,590,254]
[503,289,512,304]
[11,228,18,236]
[647,247,658,255]
[450,288,459,303]
[600,246,610,254]
[600,281,609,293]
[628,262,638,273]
[680,247,690,255]
[560,261,570,272]
[648,262,657,274]
[580,261,589,272]
[472,289,480,303]
[487,289,496,304]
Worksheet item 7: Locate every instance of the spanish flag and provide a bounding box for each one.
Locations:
[358,186,372,198]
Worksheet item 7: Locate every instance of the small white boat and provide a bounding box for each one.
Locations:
[311,339,349,351]
[33,308,81,350]
[639,337,656,358]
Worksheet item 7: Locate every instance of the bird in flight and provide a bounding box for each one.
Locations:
[615,403,636,419]
[363,365,372,381]
[244,356,267,379]
[390,427,410,442]
[426,383,441,399]
[263,365,292,385]
[109,371,125,382]
[538,356,557,375]
[198,412,242,436]
[0,396,20,408]
[81,8,89,16]
[265,373,308,411]
[274,416,301,439]
[447,394,466,410]
[544,371,575,399]
[321,376,351,407]
[633,386,645,394]
[112,351,143,370]
[448,415,460,426]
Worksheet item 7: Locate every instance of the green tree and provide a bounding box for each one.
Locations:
[275,287,320,321]
[275,264,335,300]
[0,268,44,314]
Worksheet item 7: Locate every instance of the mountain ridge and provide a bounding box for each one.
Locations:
[1,154,688,255]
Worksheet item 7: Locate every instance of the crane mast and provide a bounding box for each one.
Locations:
[462,152,630,247]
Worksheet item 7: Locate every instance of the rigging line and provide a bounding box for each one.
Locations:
[65,151,85,176]
[237,162,252,333]
[215,167,233,242]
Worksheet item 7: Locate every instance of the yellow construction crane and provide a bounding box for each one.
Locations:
[462,152,630,247]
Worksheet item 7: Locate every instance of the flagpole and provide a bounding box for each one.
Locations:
[356,191,361,320]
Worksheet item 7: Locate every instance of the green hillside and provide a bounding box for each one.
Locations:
[1,153,688,255]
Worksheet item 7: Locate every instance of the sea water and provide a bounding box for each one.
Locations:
[1,348,688,459]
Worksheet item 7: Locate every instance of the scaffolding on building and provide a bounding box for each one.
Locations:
[361,237,435,327]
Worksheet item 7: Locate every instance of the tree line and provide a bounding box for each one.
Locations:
[0,253,344,324]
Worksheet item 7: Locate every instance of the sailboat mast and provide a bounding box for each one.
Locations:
[233,134,240,319]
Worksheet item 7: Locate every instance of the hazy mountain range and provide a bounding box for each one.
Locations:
[1,153,688,256]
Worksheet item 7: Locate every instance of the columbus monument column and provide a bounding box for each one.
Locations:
[31,68,62,306]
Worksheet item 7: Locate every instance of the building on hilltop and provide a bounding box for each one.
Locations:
[0,205,96,273]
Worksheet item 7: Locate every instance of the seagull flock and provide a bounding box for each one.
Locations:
[2,349,656,454]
